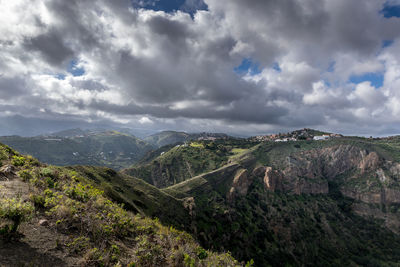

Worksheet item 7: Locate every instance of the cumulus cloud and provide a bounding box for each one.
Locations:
[1,0,400,136]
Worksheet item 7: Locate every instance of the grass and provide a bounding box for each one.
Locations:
[231,148,248,154]
[190,142,205,148]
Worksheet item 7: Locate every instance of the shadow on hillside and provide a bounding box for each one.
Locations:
[0,239,67,266]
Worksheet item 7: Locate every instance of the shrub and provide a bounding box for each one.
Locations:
[11,155,26,167]
[196,247,208,260]
[63,182,103,202]
[67,236,90,254]
[29,193,46,209]
[0,198,34,236]
[183,253,195,267]
[17,169,33,182]
[24,155,40,167]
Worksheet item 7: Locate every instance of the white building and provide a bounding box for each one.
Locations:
[313,135,330,141]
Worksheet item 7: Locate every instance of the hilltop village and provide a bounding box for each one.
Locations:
[250,128,343,142]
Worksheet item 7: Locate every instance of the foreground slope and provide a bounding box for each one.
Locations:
[0,131,153,170]
[0,143,240,266]
[130,136,400,266]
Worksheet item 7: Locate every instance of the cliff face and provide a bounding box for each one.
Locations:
[254,145,400,201]
[158,140,400,265]
[249,144,400,232]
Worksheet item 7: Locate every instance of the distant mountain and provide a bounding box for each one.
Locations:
[144,130,230,148]
[0,131,153,170]
[47,128,88,137]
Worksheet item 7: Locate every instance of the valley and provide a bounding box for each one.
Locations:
[3,128,400,266]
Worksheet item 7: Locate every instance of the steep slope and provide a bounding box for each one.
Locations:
[0,143,241,266]
[129,137,400,266]
[0,131,153,170]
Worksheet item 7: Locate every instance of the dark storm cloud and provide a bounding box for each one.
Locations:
[0,77,28,100]
[23,29,74,66]
[88,96,288,124]
[148,15,190,40]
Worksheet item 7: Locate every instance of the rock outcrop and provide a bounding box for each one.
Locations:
[263,167,283,192]
[227,169,252,201]
[254,145,400,198]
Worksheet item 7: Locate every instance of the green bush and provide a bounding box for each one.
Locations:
[24,155,40,167]
[0,198,34,236]
[29,193,46,209]
[196,247,208,260]
[11,155,26,167]
[18,169,33,182]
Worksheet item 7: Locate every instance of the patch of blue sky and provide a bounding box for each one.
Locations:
[67,59,85,77]
[55,73,66,80]
[272,62,281,72]
[234,58,262,76]
[349,72,384,88]
[327,61,335,72]
[131,0,207,16]
[382,40,394,48]
[381,2,400,18]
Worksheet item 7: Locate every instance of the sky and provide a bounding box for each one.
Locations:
[1,0,400,137]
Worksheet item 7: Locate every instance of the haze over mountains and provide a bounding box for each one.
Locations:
[0,128,231,170]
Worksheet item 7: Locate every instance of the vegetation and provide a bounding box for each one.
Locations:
[123,139,253,188]
[153,136,400,266]
[4,132,400,266]
[0,198,34,237]
[143,131,229,148]
[0,142,241,266]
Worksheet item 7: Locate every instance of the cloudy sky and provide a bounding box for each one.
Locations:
[1,0,400,137]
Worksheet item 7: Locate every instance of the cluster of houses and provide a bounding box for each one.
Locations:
[250,129,343,143]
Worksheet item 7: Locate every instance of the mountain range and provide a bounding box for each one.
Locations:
[0,129,229,170]
[2,129,400,266]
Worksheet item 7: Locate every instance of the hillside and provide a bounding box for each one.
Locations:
[144,131,230,148]
[128,135,400,266]
[122,139,254,187]
[0,142,241,266]
[0,131,153,170]
[4,131,400,266]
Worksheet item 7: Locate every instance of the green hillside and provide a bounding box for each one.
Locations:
[122,139,254,188]
[144,131,230,148]
[0,131,153,170]
[4,132,400,266]
[144,131,190,148]
[0,142,241,266]
[127,135,400,266]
